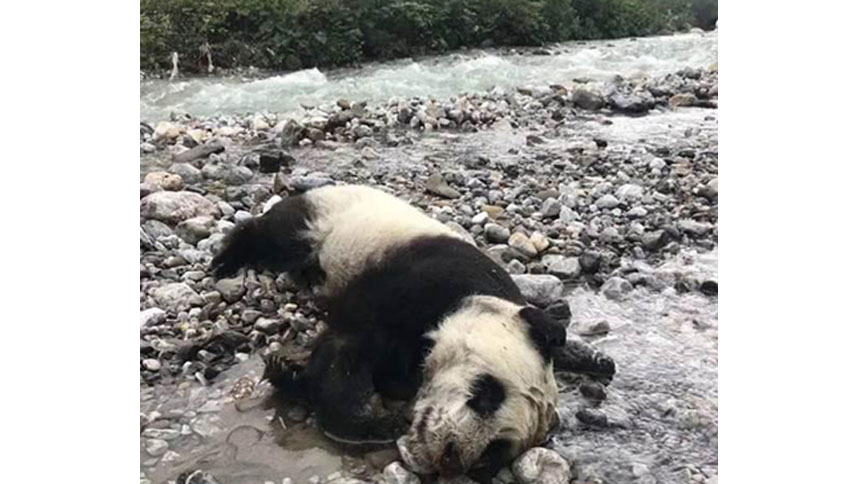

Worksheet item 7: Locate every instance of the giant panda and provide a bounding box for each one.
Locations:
[210,184,568,482]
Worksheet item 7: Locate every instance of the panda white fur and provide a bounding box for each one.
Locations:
[210,184,567,483]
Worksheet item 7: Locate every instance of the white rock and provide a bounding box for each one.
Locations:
[382,461,420,484]
[140,308,166,329]
[511,447,571,484]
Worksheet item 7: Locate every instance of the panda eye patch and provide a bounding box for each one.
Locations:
[467,373,506,416]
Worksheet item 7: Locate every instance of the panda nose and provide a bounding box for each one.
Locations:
[438,441,464,476]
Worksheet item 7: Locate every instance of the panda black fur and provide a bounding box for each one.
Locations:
[210,185,567,482]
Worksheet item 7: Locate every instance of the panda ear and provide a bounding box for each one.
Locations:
[519,306,567,362]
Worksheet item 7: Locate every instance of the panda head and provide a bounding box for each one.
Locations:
[402,296,565,477]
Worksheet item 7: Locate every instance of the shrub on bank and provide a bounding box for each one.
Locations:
[140,0,718,74]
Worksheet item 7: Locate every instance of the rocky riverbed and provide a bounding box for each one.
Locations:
[140,55,718,484]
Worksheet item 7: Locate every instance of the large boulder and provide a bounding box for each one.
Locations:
[140,191,219,224]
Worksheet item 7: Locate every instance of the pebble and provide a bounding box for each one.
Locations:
[485,223,511,243]
[425,173,461,199]
[144,438,169,457]
[140,307,166,328]
[595,194,620,209]
[140,191,219,224]
[511,447,572,484]
[215,277,246,303]
[381,462,420,484]
[540,198,561,217]
[601,277,633,300]
[142,359,162,371]
[508,232,538,258]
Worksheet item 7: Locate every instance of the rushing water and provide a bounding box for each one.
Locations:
[140,31,716,122]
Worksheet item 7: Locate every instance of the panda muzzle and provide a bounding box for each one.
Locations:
[438,441,465,477]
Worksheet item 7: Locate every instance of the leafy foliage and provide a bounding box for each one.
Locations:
[140,0,717,73]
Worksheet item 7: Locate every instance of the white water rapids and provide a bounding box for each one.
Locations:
[140,31,716,122]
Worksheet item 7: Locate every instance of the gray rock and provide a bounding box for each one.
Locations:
[608,91,655,114]
[642,230,671,251]
[254,318,283,335]
[381,461,420,484]
[291,175,335,192]
[215,277,245,304]
[222,165,254,185]
[485,223,511,243]
[512,275,564,305]
[181,470,223,484]
[700,177,718,200]
[353,125,373,138]
[153,283,202,310]
[173,140,225,164]
[559,205,579,224]
[601,277,633,300]
[571,89,605,110]
[615,183,644,202]
[425,173,461,199]
[595,194,620,209]
[281,119,306,147]
[678,219,711,236]
[141,428,180,440]
[575,408,609,427]
[140,191,219,224]
[142,359,162,371]
[471,212,490,225]
[626,206,648,218]
[169,163,203,184]
[140,182,161,199]
[547,257,581,279]
[145,438,169,457]
[649,157,666,170]
[140,308,166,329]
[540,198,561,218]
[175,216,216,245]
[506,259,526,274]
[578,320,611,336]
[511,447,571,484]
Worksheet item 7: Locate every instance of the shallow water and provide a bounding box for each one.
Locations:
[140,31,716,121]
[552,249,718,484]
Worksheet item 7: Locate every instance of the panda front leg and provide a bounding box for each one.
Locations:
[302,332,411,444]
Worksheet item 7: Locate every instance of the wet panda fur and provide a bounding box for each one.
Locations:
[210,185,568,483]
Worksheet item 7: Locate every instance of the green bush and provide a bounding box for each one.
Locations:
[140,0,717,74]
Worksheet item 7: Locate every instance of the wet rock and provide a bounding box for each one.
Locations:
[699,280,718,296]
[140,191,219,224]
[579,251,602,275]
[144,171,183,191]
[508,232,538,258]
[511,447,571,484]
[140,308,166,329]
[382,461,420,484]
[579,320,611,336]
[579,381,607,401]
[153,283,202,310]
[575,408,609,427]
[669,92,698,109]
[608,91,655,114]
[173,140,225,164]
[215,277,245,303]
[512,274,563,306]
[281,119,306,147]
[259,151,288,173]
[601,277,633,300]
[425,173,461,199]
[571,89,605,110]
[485,223,511,243]
[145,438,169,457]
[169,163,203,184]
[175,216,216,245]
